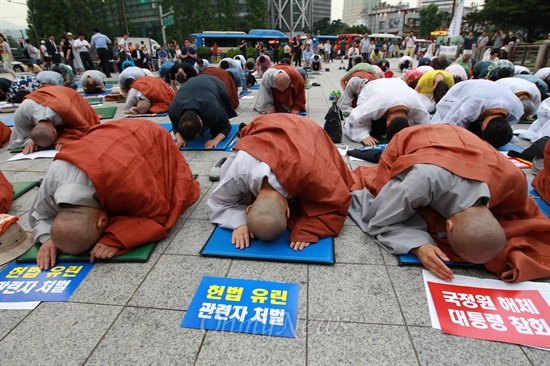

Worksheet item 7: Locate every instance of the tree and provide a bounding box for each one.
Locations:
[462,10,487,34]
[481,0,550,42]
[343,24,371,35]
[419,3,448,38]
[313,17,331,35]
[244,0,267,31]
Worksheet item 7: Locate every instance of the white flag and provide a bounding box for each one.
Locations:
[448,0,465,37]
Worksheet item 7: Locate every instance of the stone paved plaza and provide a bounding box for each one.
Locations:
[0,61,548,365]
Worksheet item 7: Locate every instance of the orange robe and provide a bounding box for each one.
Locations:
[201,68,239,110]
[0,121,11,147]
[0,172,12,213]
[24,85,99,144]
[532,140,550,203]
[130,76,175,114]
[235,114,354,243]
[352,125,550,282]
[55,119,200,251]
[272,64,306,112]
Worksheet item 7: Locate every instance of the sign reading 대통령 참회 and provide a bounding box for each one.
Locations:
[0,261,94,303]
[181,276,299,338]
[426,279,550,349]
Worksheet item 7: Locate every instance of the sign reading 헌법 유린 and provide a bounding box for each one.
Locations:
[0,261,94,302]
[181,276,299,338]
[428,282,550,349]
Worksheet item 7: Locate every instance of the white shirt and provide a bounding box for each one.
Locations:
[207,150,291,230]
[345,78,430,142]
[518,98,550,143]
[73,39,91,53]
[29,160,99,244]
[535,67,550,82]
[406,36,416,48]
[430,79,524,128]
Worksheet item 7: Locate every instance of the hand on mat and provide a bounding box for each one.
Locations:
[204,140,218,149]
[266,109,275,114]
[23,141,38,155]
[176,135,186,148]
[500,262,515,281]
[232,225,255,249]
[55,143,63,151]
[411,244,454,281]
[361,136,379,147]
[290,241,310,251]
[37,239,58,270]
[290,110,300,115]
[89,243,118,262]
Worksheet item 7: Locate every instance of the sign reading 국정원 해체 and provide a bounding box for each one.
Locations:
[428,282,550,349]
[0,261,94,302]
[181,276,300,338]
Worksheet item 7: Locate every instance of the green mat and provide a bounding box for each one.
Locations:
[12,181,40,200]
[192,174,198,179]
[94,106,117,120]
[9,146,55,153]
[308,72,322,75]
[305,83,313,90]
[308,76,316,80]
[16,242,156,263]
[117,98,127,104]
[105,79,119,85]
[86,97,103,105]
[517,119,533,124]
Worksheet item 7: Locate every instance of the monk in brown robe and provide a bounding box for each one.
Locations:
[254,64,306,114]
[29,119,200,269]
[201,67,239,110]
[532,140,550,203]
[207,114,354,250]
[8,85,99,154]
[123,76,175,115]
[0,121,12,212]
[349,124,550,282]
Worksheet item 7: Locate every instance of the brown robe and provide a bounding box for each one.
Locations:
[235,114,354,243]
[272,64,306,113]
[24,85,100,144]
[0,172,12,213]
[532,139,550,203]
[201,68,239,110]
[352,124,550,282]
[130,76,175,114]
[55,119,200,251]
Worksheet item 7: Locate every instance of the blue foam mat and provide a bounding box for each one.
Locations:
[180,124,239,151]
[81,89,112,97]
[224,140,238,152]
[159,123,172,133]
[529,181,550,218]
[398,253,482,267]
[497,142,524,153]
[0,114,15,127]
[239,90,251,98]
[201,226,334,264]
[250,84,260,90]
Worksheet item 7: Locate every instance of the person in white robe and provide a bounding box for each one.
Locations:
[430,79,523,148]
[344,78,430,146]
[337,76,368,114]
[495,77,541,119]
[80,70,106,94]
[517,98,550,143]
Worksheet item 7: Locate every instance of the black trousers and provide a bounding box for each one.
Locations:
[79,52,95,71]
[96,48,111,77]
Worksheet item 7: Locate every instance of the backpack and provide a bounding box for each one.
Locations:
[323,101,343,143]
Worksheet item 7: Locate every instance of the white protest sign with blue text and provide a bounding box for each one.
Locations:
[0,262,94,302]
[181,276,299,338]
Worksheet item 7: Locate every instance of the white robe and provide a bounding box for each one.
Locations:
[517,98,550,143]
[69,39,84,73]
[348,164,490,254]
[344,78,430,142]
[207,150,291,230]
[8,99,63,149]
[254,68,287,113]
[495,77,541,115]
[535,67,550,82]
[430,79,523,128]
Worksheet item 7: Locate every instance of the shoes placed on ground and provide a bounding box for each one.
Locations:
[312,82,321,86]
[209,157,228,182]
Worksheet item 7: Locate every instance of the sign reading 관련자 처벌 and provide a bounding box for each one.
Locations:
[0,261,94,303]
[181,276,300,338]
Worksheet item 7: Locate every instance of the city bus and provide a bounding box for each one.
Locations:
[369,33,402,49]
[189,29,289,54]
[336,33,361,53]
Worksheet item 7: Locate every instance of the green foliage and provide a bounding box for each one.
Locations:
[246,47,256,59]
[313,18,350,35]
[244,0,268,32]
[224,48,241,59]
[197,46,212,59]
[480,0,550,42]
[343,25,371,35]
[419,4,449,38]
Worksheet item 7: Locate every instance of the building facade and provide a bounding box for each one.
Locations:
[312,0,332,22]
[342,0,381,26]
[268,0,313,34]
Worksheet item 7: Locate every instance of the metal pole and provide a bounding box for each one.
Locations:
[159,4,167,47]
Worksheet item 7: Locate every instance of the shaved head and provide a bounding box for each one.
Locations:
[30,121,57,147]
[51,206,108,254]
[136,99,151,114]
[274,72,291,91]
[447,205,506,263]
[520,97,536,119]
[246,180,288,241]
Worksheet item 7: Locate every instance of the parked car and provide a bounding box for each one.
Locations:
[11,48,30,64]
[0,48,27,73]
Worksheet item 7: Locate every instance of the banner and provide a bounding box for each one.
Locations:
[448,0,465,37]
